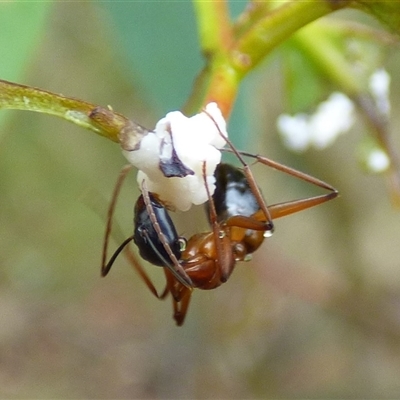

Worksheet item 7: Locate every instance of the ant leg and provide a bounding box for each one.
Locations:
[122,241,170,299]
[219,148,338,218]
[102,164,168,299]
[267,192,338,220]
[240,150,338,193]
[140,180,194,289]
[164,269,192,326]
[173,289,192,326]
[202,109,275,233]
[202,106,338,221]
[101,164,133,276]
[202,162,235,282]
[240,151,339,215]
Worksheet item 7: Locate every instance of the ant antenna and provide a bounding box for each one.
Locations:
[102,236,134,276]
[101,164,169,298]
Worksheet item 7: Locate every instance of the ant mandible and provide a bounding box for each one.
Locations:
[101,115,338,326]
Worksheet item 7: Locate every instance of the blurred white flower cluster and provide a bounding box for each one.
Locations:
[123,103,227,211]
[365,148,390,173]
[277,92,355,152]
[365,68,391,173]
[369,68,391,117]
[277,69,392,168]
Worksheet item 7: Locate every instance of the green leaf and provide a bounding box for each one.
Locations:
[100,3,202,114]
[0,3,52,81]
[355,0,400,34]
[281,43,328,113]
[0,2,52,128]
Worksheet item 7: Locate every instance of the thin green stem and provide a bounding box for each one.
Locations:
[184,1,235,117]
[0,79,135,143]
[193,0,232,54]
[186,0,350,117]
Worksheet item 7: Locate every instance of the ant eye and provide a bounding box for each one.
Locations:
[218,231,226,239]
[137,226,146,239]
[178,237,187,252]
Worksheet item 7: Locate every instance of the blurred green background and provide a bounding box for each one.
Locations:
[1,2,400,398]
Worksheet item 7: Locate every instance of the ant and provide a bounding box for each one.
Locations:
[101,117,338,326]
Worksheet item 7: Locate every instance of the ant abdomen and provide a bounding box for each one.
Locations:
[211,163,261,223]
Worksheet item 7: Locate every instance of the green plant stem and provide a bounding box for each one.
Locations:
[232,1,349,76]
[186,0,350,117]
[353,0,400,33]
[193,0,232,54]
[0,79,132,143]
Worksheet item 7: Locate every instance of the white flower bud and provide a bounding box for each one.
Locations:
[277,92,355,152]
[123,103,227,211]
[369,68,391,116]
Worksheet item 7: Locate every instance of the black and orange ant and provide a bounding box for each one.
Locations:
[101,118,338,326]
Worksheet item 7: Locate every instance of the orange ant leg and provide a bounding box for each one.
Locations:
[123,242,170,299]
[266,193,337,220]
[202,162,235,282]
[173,289,192,326]
[163,269,192,326]
[220,151,338,226]
[202,108,275,233]
[202,107,338,223]
[101,164,168,299]
[240,150,339,217]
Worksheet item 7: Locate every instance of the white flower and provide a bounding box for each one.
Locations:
[122,103,227,211]
[366,148,390,173]
[277,113,312,152]
[369,68,391,116]
[277,92,355,152]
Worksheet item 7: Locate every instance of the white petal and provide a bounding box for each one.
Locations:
[367,149,390,173]
[369,68,391,116]
[123,103,227,211]
[277,113,312,152]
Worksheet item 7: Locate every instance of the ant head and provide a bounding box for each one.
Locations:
[133,193,183,267]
